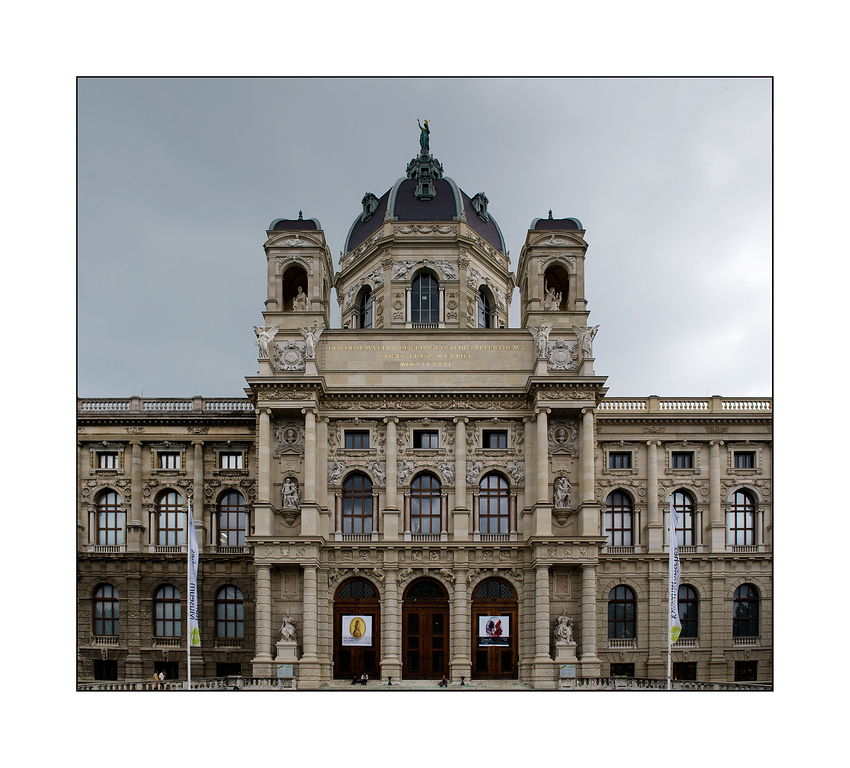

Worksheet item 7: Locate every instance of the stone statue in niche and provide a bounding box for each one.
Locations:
[543,284,562,311]
[292,286,308,311]
[279,614,297,643]
[254,326,279,359]
[554,611,575,644]
[573,325,599,359]
[282,477,300,509]
[553,476,571,509]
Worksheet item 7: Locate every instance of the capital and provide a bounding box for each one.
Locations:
[453,417,468,424]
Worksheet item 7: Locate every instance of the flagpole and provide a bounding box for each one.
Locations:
[187,497,192,691]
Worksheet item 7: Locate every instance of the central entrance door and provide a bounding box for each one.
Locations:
[402,578,449,679]
[333,578,380,680]
[471,577,518,679]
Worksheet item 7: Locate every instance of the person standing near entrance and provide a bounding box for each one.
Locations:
[438,674,448,688]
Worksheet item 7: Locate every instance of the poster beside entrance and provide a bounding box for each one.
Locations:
[342,614,373,646]
[478,615,510,646]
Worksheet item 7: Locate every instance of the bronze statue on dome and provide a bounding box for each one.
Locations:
[418,119,430,153]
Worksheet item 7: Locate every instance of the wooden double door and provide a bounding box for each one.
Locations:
[333,578,380,680]
[402,579,449,679]
[471,578,518,679]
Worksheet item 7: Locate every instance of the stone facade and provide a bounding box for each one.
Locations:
[77,141,771,688]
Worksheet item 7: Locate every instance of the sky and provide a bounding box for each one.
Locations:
[77,77,772,399]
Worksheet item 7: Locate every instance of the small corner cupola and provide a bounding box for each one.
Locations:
[406,119,444,200]
[471,192,489,222]
[360,193,379,222]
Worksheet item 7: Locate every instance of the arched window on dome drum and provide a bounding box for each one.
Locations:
[96,489,125,546]
[93,584,119,637]
[733,584,759,637]
[342,473,373,534]
[357,286,373,329]
[217,491,246,548]
[410,473,442,535]
[678,585,698,638]
[411,272,439,324]
[727,490,756,546]
[605,491,633,547]
[672,490,695,547]
[215,586,244,639]
[478,473,509,534]
[477,289,492,328]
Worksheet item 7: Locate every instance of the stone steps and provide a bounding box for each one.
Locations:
[321,678,533,691]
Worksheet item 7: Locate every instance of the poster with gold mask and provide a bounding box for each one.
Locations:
[342,615,373,646]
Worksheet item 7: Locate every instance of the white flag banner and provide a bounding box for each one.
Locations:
[669,497,681,643]
[187,498,201,647]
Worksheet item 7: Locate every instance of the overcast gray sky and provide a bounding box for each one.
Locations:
[78,77,771,398]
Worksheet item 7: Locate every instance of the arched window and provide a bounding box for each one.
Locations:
[411,271,439,324]
[672,490,695,547]
[156,490,184,547]
[154,585,181,638]
[607,585,636,639]
[479,473,509,534]
[217,490,246,547]
[96,490,125,546]
[342,473,373,534]
[411,473,442,535]
[215,586,244,639]
[678,585,698,638]
[357,286,373,329]
[93,584,120,637]
[477,289,492,328]
[727,490,756,546]
[605,491,633,547]
[733,584,759,637]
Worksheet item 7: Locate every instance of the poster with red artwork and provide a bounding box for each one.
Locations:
[478,615,510,646]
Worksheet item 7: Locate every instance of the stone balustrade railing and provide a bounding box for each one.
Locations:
[597,396,771,414]
[559,676,770,691]
[79,397,254,413]
[77,677,294,692]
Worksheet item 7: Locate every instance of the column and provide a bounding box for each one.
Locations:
[383,417,400,539]
[127,441,144,552]
[192,441,205,552]
[252,564,273,675]
[301,408,319,535]
[452,417,470,539]
[255,409,273,536]
[380,568,402,682]
[708,441,724,551]
[647,441,662,551]
[317,417,329,525]
[535,408,550,504]
[578,564,601,676]
[450,568,471,682]
[579,408,599,537]
[299,564,321,688]
[531,564,555,689]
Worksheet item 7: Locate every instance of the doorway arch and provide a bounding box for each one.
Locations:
[402,578,449,679]
[333,578,380,680]
[471,577,518,679]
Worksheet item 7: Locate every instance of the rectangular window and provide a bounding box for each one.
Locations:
[610,663,635,677]
[93,660,118,681]
[734,452,755,469]
[98,452,119,469]
[483,430,508,449]
[344,431,370,449]
[734,661,758,682]
[672,452,693,469]
[159,452,181,469]
[609,452,631,469]
[673,662,697,681]
[219,452,243,469]
[413,431,439,449]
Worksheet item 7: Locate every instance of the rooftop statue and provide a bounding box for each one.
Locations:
[418,119,430,153]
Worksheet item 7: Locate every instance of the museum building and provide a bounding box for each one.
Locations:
[77,131,772,689]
